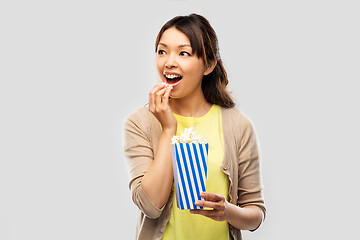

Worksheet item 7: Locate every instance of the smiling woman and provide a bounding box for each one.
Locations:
[154,15,234,108]
[156,41,193,87]
[155,27,214,100]
[123,13,266,240]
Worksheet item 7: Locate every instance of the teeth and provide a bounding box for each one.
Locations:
[164,74,181,79]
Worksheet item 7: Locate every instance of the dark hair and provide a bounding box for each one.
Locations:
[155,13,235,108]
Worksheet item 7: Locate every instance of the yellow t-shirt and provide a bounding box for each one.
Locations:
[162,104,230,240]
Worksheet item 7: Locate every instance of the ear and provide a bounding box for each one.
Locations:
[203,59,217,76]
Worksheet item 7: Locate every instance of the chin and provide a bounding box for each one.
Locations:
[169,93,180,99]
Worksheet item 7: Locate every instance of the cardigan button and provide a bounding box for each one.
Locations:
[222,164,228,170]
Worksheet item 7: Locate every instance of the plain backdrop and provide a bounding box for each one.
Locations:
[1,0,359,239]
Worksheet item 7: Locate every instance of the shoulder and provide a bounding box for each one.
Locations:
[220,106,255,130]
[125,106,151,122]
[123,106,158,132]
[220,107,259,151]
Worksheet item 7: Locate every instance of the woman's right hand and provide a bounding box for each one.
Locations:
[141,82,177,209]
[149,83,177,133]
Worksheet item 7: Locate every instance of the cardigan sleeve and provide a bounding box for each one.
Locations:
[122,109,165,219]
[237,112,266,227]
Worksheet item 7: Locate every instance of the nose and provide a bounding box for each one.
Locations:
[165,53,178,68]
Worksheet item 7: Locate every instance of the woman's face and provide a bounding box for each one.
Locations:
[156,27,210,99]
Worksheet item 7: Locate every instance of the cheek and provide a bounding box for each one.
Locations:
[156,59,164,71]
[186,63,205,78]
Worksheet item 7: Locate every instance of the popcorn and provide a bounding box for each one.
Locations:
[171,127,207,144]
[170,127,209,210]
[162,82,173,89]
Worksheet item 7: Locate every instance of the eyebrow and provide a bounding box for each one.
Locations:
[158,43,192,48]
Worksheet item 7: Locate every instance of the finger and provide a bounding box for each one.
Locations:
[155,88,168,109]
[200,192,224,202]
[150,83,166,96]
[149,83,166,112]
[162,85,172,106]
[195,200,222,210]
[149,83,162,111]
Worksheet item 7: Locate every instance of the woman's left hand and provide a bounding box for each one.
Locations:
[190,192,229,222]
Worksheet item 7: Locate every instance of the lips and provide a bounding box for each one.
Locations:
[163,72,182,86]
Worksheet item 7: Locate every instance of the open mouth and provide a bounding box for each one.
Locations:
[164,73,182,86]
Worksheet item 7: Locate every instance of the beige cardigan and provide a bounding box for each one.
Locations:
[123,106,266,240]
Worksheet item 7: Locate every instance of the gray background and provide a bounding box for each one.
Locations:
[1,0,359,239]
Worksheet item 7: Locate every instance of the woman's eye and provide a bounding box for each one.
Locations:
[157,50,166,55]
[180,51,190,56]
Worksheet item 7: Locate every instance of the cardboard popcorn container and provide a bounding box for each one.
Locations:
[171,142,209,210]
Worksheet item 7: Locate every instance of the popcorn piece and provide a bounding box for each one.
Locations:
[161,82,173,89]
[171,127,207,144]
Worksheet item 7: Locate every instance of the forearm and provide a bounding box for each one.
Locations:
[226,204,263,231]
[141,129,175,209]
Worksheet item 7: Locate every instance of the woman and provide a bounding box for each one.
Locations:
[123,13,266,240]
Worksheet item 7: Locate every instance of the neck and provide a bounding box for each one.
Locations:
[169,92,212,118]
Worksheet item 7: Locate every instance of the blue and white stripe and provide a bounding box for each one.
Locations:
[171,143,209,210]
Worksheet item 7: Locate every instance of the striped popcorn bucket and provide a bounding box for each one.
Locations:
[171,142,209,210]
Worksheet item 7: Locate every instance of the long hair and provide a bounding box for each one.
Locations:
[155,13,235,108]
